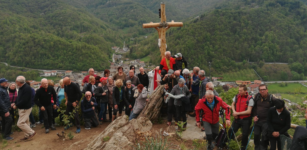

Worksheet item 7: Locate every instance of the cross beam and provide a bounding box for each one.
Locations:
[143,3,183,59]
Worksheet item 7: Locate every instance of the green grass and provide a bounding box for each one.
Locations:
[36,76,62,82]
[140,55,151,63]
[220,69,258,81]
[280,94,306,103]
[268,83,307,94]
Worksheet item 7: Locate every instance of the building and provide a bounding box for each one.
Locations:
[65,70,73,76]
[43,71,51,76]
[51,71,57,76]
[236,80,251,85]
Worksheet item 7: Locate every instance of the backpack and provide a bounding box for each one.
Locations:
[252,93,273,116]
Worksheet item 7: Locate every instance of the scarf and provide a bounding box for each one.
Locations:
[9,88,16,93]
[165,58,171,69]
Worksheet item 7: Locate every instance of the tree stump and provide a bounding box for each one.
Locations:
[84,85,164,149]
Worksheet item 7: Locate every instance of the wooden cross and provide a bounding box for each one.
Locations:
[143,3,183,59]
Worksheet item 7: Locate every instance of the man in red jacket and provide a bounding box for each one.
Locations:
[159,51,176,76]
[195,90,231,150]
[229,84,254,150]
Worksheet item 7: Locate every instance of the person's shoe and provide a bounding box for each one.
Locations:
[182,124,187,131]
[30,124,36,128]
[10,132,13,135]
[76,128,81,133]
[36,121,41,125]
[5,137,14,141]
[85,128,91,130]
[20,137,29,141]
[28,131,36,139]
[45,129,50,133]
[51,125,56,130]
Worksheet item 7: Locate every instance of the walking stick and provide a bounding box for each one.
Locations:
[245,124,255,150]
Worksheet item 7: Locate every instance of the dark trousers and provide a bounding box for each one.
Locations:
[108,103,112,120]
[42,105,53,129]
[125,101,135,116]
[29,112,36,124]
[65,102,80,128]
[254,122,270,150]
[39,109,44,123]
[269,136,281,150]
[99,102,107,121]
[84,115,99,128]
[52,108,59,124]
[190,94,199,112]
[167,98,176,122]
[229,119,252,150]
[0,113,12,138]
[175,105,187,125]
[113,101,124,115]
[9,109,15,123]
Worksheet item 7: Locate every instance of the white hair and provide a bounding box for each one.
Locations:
[205,90,214,96]
[178,78,185,84]
[126,80,131,84]
[16,76,26,83]
[108,76,113,80]
[207,82,214,89]
[165,51,171,56]
[182,69,190,75]
[199,70,206,77]
[41,78,48,82]
[85,91,92,96]
[193,66,200,71]
[88,68,94,73]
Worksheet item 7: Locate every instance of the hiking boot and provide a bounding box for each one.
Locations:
[20,137,29,141]
[45,129,50,133]
[5,137,14,141]
[76,128,81,133]
[51,125,56,130]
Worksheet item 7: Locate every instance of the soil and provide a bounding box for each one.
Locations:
[3,117,202,150]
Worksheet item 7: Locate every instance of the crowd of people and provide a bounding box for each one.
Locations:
[0,50,302,150]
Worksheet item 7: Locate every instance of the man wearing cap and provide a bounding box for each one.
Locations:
[174,53,188,74]
[0,78,14,140]
[160,51,177,77]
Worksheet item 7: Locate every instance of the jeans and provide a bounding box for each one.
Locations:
[108,103,113,120]
[254,122,270,150]
[99,102,107,121]
[29,112,36,125]
[175,105,187,125]
[129,112,139,120]
[9,108,15,123]
[17,108,35,137]
[65,102,80,128]
[167,98,176,122]
[0,113,13,138]
[125,101,134,116]
[228,119,252,150]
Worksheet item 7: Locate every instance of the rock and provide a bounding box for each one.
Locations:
[181,116,206,140]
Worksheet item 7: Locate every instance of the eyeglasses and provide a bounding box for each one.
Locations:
[259,89,267,91]
[85,95,91,97]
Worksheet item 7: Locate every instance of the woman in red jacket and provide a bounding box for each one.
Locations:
[195,90,231,150]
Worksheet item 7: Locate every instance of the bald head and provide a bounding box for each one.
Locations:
[63,77,71,86]
[85,91,92,100]
[175,70,180,77]
[139,67,144,74]
[41,78,48,88]
[129,70,134,77]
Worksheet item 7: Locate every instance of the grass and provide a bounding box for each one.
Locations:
[140,55,151,63]
[280,94,306,103]
[268,83,307,94]
[220,69,258,81]
[36,76,62,82]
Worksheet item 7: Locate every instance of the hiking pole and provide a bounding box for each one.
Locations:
[245,125,255,150]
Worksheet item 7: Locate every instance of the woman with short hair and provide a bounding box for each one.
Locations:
[107,77,115,121]
[124,80,134,116]
[112,79,128,121]
[7,83,18,123]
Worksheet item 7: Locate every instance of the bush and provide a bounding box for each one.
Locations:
[135,133,168,150]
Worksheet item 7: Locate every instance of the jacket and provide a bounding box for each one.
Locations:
[112,86,129,106]
[94,85,109,103]
[159,57,176,72]
[252,93,276,123]
[125,87,135,105]
[160,76,178,91]
[81,97,97,118]
[267,107,291,135]
[175,57,188,71]
[34,86,57,108]
[126,76,141,86]
[193,77,218,99]
[15,83,33,109]
[195,96,230,124]
[84,83,97,96]
[137,73,149,88]
[234,94,253,119]
[170,85,191,106]
[107,84,114,105]
[0,86,10,113]
[132,88,148,114]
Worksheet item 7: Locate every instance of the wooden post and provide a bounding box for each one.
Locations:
[143,3,183,59]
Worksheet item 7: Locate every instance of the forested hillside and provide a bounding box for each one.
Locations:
[129,0,307,80]
[0,0,121,70]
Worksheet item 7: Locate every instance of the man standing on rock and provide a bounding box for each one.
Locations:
[229,84,254,150]
[253,84,278,150]
[34,78,57,133]
[174,53,187,74]
[0,78,14,140]
[159,51,176,77]
[14,76,36,140]
[82,68,97,86]
[64,77,82,133]
[137,67,149,89]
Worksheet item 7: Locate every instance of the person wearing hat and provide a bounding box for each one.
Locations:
[267,100,291,150]
[0,78,14,140]
[160,69,178,126]
[95,77,109,122]
[174,53,188,74]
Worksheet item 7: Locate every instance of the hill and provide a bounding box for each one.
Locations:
[0,0,121,70]
[129,0,307,78]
